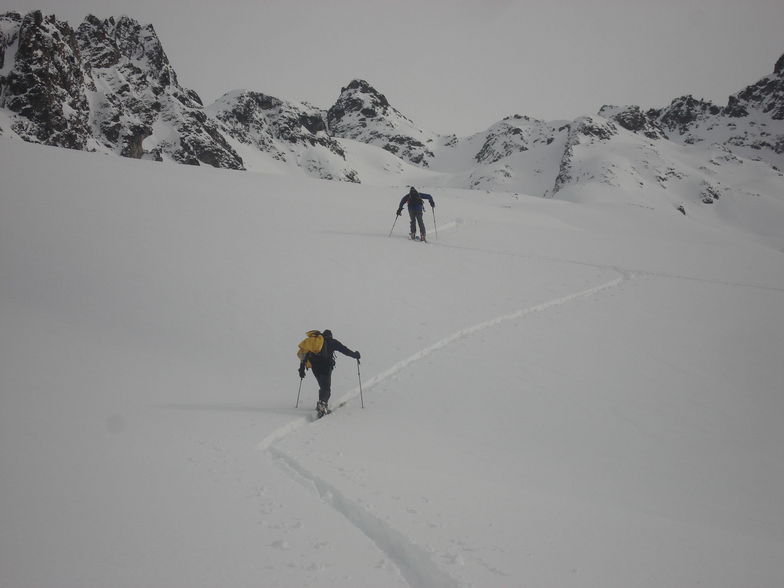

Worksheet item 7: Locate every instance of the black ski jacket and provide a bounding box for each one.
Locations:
[304,338,356,371]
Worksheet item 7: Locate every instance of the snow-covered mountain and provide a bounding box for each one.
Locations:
[600,64,784,173]
[0,11,243,168]
[206,90,360,182]
[327,78,440,167]
[1,10,783,209]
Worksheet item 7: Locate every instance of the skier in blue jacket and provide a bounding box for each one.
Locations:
[397,187,435,242]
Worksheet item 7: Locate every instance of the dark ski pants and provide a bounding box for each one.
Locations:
[312,366,333,404]
[408,209,426,237]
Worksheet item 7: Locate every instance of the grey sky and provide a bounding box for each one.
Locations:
[4,0,784,135]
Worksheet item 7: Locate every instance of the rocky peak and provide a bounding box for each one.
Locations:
[207,90,359,181]
[327,78,436,166]
[77,15,182,99]
[727,52,784,120]
[598,105,664,140]
[79,16,177,89]
[650,95,721,135]
[327,78,395,126]
[0,11,241,167]
[571,116,618,141]
[591,54,784,169]
[775,53,784,76]
[474,115,559,165]
[3,11,782,196]
[210,90,341,155]
[0,10,91,149]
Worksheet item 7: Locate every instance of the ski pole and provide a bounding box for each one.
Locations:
[295,376,303,408]
[388,213,399,238]
[357,359,364,409]
[432,207,438,240]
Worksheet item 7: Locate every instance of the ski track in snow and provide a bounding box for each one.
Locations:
[256,247,629,587]
[258,270,627,453]
[329,272,626,415]
[269,446,463,588]
[255,224,778,585]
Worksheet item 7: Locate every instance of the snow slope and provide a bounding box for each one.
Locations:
[1,137,783,587]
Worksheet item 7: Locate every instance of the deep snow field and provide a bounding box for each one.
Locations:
[1,137,784,587]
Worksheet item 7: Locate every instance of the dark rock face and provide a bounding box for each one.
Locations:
[209,90,360,181]
[596,55,784,170]
[598,105,664,140]
[327,79,392,126]
[327,79,435,166]
[574,116,617,141]
[215,92,340,154]
[728,52,784,120]
[0,11,92,149]
[77,15,157,158]
[650,95,722,135]
[0,11,243,168]
[76,15,243,168]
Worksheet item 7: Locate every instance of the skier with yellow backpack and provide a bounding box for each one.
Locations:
[297,330,360,417]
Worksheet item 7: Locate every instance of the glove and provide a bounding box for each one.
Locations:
[396,209,402,216]
[354,351,361,360]
[431,203,435,209]
[298,364,306,379]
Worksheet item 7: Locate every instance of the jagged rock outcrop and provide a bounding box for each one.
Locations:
[474,115,554,164]
[728,52,784,120]
[598,105,664,140]
[327,79,437,166]
[0,11,243,168]
[1,9,782,205]
[77,15,243,168]
[0,11,92,149]
[651,95,722,137]
[599,54,784,168]
[208,90,359,181]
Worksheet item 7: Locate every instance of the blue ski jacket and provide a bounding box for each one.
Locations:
[398,191,434,213]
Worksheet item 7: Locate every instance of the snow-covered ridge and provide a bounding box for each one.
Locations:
[0,11,243,167]
[0,10,783,207]
[207,89,360,182]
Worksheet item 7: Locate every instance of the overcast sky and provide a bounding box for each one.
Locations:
[4,0,784,135]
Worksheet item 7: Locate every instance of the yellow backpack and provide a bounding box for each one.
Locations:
[297,330,326,368]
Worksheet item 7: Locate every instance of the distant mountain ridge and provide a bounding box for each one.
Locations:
[2,10,783,212]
